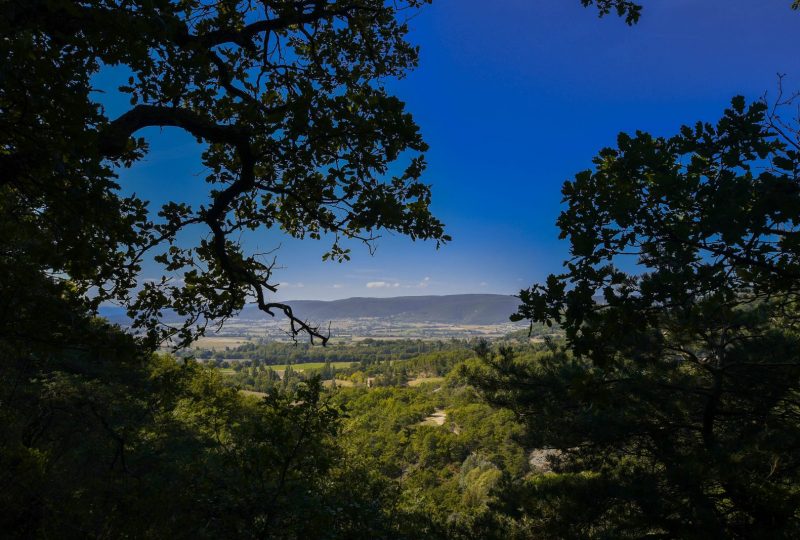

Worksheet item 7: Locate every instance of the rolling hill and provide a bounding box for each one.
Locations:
[238,294,521,325]
[100,294,522,326]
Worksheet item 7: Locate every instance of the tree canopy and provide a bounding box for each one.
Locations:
[467,94,800,537]
[3,0,453,347]
[516,92,800,367]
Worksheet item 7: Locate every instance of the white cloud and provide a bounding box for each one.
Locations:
[366,281,400,289]
[279,282,305,288]
[332,284,344,289]
[413,276,431,288]
[479,281,488,287]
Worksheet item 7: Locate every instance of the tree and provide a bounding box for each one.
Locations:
[467,94,800,537]
[580,0,642,24]
[2,2,452,535]
[0,271,375,537]
[3,0,452,347]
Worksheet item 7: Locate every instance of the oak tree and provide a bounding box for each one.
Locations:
[3,0,451,347]
[470,94,800,537]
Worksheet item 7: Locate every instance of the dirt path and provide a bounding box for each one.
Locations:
[420,408,446,426]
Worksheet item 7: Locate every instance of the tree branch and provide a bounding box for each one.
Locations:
[101,105,329,344]
[195,2,366,49]
[99,105,248,157]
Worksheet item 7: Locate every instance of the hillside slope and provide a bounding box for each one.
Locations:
[101,294,522,326]
[241,294,521,325]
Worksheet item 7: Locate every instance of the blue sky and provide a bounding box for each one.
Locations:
[111,0,799,301]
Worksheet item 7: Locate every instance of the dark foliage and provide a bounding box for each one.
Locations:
[467,96,800,538]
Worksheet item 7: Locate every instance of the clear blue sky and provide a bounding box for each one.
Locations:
[111,0,799,301]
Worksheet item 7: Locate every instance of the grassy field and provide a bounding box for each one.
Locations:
[217,361,355,375]
[239,389,268,398]
[407,376,446,387]
[269,361,356,371]
[323,379,356,388]
[193,336,253,350]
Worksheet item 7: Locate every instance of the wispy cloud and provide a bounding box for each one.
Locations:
[366,281,400,289]
[403,276,431,289]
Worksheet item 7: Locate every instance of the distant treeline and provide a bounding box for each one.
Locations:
[194,338,475,364]
[224,347,481,393]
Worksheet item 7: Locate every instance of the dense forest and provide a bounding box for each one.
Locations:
[2,0,800,538]
[193,338,472,363]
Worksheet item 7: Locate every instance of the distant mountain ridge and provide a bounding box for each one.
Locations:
[100,294,522,326]
[253,294,522,325]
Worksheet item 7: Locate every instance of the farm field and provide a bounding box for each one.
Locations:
[407,376,446,387]
[192,336,253,350]
[322,379,356,388]
[239,389,268,398]
[268,361,356,371]
[215,361,355,376]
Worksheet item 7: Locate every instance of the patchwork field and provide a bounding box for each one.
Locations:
[407,376,446,387]
[269,361,356,371]
[192,336,254,350]
[323,379,356,388]
[216,361,355,375]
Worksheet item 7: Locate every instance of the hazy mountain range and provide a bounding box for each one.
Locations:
[242,294,521,325]
[100,294,522,326]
